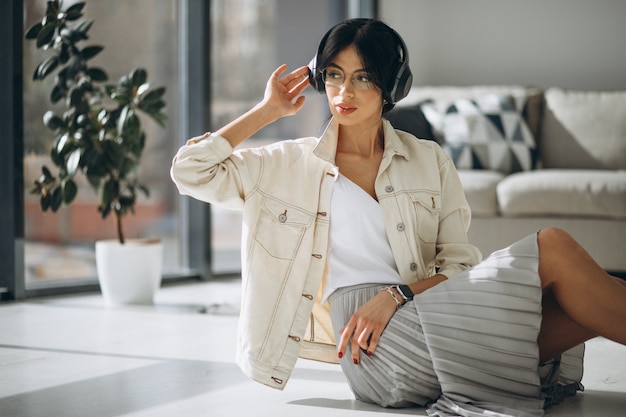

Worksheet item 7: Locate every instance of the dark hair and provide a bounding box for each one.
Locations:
[314,18,411,113]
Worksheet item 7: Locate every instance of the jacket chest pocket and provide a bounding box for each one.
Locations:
[254,198,314,260]
[409,192,441,244]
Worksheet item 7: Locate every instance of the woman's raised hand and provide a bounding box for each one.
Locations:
[213,64,310,148]
[261,64,310,119]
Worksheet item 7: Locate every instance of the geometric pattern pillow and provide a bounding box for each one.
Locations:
[421,94,537,174]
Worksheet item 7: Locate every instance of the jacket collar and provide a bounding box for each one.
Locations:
[313,117,410,163]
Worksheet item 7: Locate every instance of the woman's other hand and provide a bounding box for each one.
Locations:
[337,288,399,364]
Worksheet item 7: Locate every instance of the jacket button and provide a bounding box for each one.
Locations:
[397,223,405,231]
[385,185,394,193]
[410,263,418,271]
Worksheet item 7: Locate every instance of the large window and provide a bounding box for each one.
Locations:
[22,0,185,290]
[209,0,345,273]
[9,0,351,297]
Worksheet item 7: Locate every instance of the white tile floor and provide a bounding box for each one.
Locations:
[1,279,624,417]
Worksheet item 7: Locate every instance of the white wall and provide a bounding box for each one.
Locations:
[379,0,626,90]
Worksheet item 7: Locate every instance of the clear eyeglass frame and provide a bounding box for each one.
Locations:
[322,67,375,91]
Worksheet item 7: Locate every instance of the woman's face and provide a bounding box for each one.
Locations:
[324,45,383,128]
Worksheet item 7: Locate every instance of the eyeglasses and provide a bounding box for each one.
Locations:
[322,67,375,91]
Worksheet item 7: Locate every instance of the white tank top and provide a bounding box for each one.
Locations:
[322,173,402,303]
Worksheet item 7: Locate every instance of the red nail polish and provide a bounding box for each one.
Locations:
[367,351,372,356]
[353,359,359,365]
[338,352,343,359]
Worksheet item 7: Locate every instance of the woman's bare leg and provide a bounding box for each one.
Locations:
[537,227,626,362]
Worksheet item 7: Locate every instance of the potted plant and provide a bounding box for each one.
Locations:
[26,0,167,305]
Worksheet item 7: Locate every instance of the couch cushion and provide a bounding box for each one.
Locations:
[497,169,626,219]
[541,88,626,170]
[421,94,537,174]
[457,170,504,217]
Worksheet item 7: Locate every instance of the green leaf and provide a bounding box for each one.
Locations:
[139,100,166,116]
[124,113,141,138]
[117,106,130,136]
[136,83,150,96]
[43,110,65,131]
[58,46,70,64]
[119,195,135,207]
[68,88,83,108]
[131,68,147,86]
[96,110,111,128]
[35,56,59,80]
[75,114,89,127]
[56,66,69,85]
[65,2,86,20]
[50,84,64,103]
[103,140,123,167]
[25,22,43,40]
[137,183,150,198]
[99,202,111,219]
[118,75,131,88]
[63,27,89,44]
[50,187,63,211]
[50,147,62,167]
[66,148,81,176]
[40,194,51,211]
[139,86,166,103]
[101,179,119,212]
[147,111,167,127]
[72,128,86,142]
[118,156,136,176]
[62,108,76,125]
[62,179,78,203]
[86,173,101,189]
[75,18,94,35]
[82,148,102,168]
[42,166,54,181]
[46,0,60,17]
[87,67,108,82]
[36,23,56,48]
[55,132,70,155]
[79,45,104,61]
[110,91,130,106]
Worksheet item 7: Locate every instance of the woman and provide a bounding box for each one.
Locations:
[171,18,626,417]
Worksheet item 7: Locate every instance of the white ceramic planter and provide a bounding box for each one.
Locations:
[95,238,163,306]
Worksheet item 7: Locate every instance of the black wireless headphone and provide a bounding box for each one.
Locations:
[307,23,413,104]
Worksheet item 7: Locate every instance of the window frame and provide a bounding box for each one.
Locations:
[1,0,214,301]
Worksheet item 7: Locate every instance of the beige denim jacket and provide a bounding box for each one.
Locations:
[170,118,482,390]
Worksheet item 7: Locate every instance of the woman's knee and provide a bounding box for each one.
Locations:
[537,228,579,288]
[538,227,577,252]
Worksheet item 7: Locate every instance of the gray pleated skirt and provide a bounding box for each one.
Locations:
[328,232,583,417]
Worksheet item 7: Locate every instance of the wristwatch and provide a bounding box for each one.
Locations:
[395,284,414,303]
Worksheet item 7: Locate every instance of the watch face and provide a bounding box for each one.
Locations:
[399,284,414,300]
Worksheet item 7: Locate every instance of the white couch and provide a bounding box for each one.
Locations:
[388,86,626,275]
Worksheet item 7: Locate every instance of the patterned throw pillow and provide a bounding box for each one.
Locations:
[421,94,537,173]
